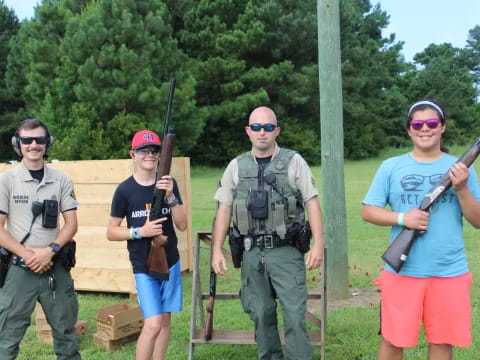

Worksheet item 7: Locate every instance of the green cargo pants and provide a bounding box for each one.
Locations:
[240,245,312,360]
[0,262,80,360]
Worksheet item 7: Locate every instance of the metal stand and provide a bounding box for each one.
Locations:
[189,231,327,359]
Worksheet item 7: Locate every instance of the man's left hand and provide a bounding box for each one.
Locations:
[305,241,324,270]
[25,247,54,273]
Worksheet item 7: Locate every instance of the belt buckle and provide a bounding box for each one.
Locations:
[264,235,273,249]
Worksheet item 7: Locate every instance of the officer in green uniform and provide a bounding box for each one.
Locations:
[0,119,81,360]
[212,106,324,360]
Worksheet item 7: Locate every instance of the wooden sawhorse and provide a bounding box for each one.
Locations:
[189,231,326,359]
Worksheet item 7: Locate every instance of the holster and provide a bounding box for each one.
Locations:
[0,248,11,288]
[228,227,244,268]
[297,221,312,253]
[286,222,311,254]
[55,240,76,271]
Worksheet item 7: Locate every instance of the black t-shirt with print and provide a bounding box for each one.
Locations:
[110,176,183,273]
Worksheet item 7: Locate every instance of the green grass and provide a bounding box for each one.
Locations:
[17,146,480,359]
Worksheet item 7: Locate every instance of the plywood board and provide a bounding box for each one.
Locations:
[0,158,192,296]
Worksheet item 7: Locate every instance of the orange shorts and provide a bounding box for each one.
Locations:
[374,270,472,348]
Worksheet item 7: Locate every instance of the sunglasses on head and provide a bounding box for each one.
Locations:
[19,136,48,145]
[249,123,277,132]
[409,118,440,131]
[134,147,160,155]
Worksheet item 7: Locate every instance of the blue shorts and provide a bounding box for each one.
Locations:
[134,261,183,318]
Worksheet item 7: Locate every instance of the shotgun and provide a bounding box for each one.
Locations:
[205,181,221,340]
[147,78,176,280]
[382,136,480,272]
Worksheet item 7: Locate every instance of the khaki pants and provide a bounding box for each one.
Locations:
[240,245,312,360]
[0,262,80,360]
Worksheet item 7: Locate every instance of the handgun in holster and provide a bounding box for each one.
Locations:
[228,226,244,268]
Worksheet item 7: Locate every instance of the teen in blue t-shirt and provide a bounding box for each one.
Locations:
[362,100,480,360]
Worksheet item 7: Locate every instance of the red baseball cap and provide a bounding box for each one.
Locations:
[131,130,161,150]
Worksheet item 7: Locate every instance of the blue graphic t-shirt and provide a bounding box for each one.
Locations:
[363,153,480,277]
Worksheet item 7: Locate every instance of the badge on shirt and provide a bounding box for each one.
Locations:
[275,158,285,170]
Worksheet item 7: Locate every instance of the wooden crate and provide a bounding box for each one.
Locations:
[96,302,143,340]
[96,320,143,341]
[0,158,192,296]
[93,332,140,351]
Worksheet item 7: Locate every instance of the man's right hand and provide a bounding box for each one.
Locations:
[211,248,228,275]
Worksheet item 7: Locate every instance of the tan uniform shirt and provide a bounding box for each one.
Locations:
[215,143,319,205]
[0,162,79,248]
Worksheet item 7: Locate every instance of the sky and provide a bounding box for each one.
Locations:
[3,0,480,63]
[377,0,480,61]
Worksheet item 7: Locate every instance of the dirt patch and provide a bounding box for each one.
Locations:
[307,287,380,313]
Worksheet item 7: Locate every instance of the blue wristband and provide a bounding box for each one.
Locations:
[133,227,142,240]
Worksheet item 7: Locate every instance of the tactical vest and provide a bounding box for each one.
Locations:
[232,148,304,239]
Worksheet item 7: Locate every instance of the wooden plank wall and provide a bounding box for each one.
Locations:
[0,158,192,295]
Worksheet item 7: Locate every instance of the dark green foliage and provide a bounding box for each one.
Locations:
[175,0,322,165]
[0,1,20,159]
[406,43,479,146]
[4,0,200,160]
[0,0,479,162]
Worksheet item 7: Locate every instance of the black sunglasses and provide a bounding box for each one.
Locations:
[19,136,48,145]
[134,147,160,155]
[249,123,277,132]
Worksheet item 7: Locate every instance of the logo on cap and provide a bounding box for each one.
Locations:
[143,132,154,142]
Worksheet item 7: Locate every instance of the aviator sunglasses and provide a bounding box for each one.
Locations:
[249,123,277,132]
[134,147,160,155]
[409,118,440,131]
[19,136,48,145]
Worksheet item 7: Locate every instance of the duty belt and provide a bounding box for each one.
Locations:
[252,235,289,249]
[9,255,28,268]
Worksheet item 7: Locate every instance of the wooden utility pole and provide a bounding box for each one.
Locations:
[317,0,349,300]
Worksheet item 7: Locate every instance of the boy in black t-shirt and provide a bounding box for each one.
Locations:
[107,130,187,360]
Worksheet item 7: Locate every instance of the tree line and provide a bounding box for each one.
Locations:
[0,0,479,165]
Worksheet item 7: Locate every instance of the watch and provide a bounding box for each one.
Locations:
[164,195,179,208]
[48,242,61,254]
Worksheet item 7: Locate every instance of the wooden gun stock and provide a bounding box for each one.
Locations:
[204,268,216,340]
[382,136,480,272]
[381,228,420,272]
[147,132,174,280]
[204,180,221,341]
[147,78,176,280]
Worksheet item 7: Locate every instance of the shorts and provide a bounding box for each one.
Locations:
[374,270,472,348]
[134,260,183,318]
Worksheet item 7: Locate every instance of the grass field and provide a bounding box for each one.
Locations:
[16,146,480,359]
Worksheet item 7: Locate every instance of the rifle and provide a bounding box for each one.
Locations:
[205,180,221,341]
[147,78,176,280]
[382,136,480,272]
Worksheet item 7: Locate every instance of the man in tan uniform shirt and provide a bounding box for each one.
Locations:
[0,118,80,360]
